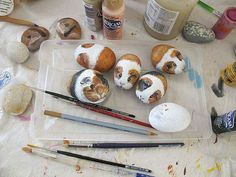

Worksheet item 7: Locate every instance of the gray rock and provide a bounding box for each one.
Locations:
[182,21,215,43]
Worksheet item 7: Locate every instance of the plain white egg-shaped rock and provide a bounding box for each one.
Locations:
[6,41,29,63]
[149,103,191,132]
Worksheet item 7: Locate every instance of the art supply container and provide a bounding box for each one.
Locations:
[0,0,14,16]
[220,62,236,87]
[212,109,236,134]
[143,0,198,40]
[212,7,236,39]
[32,40,212,142]
[102,0,125,40]
[83,0,103,32]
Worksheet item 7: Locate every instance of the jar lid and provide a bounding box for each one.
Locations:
[227,8,236,21]
[104,0,124,10]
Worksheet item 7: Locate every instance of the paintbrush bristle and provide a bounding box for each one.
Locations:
[27,86,45,93]
[63,140,70,147]
[150,132,157,136]
[44,110,62,118]
[22,147,32,153]
[27,144,38,148]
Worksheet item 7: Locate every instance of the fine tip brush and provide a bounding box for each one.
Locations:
[30,86,154,129]
[30,86,136,118]
[26,144,152,173]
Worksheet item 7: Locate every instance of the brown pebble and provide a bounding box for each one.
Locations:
[56,18,81,40]
[21,26,49,51]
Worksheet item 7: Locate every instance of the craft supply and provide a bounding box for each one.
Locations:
[83,0,103,32]
[102,0,125,40]
[211,108,236,134]
[212,7,236,39]
[151,44,185,74]
[64,142,185,148]
[211,77,224,97]
[136,71,167,104]
[220,62,236,87]
[197,0,222,18]
[143,0,198,40]
[0,16,37,27]
[21,26,50,51]
[74,43,116,72]
[3,84,33,115]
[32,87,153,129]
[22,146,79,167]
[68,69,110,103]
[149,103,191,132]
[6,41,29,63]
[44,110,156,136]
[182,21,215,43]
[0,0,14,16]
[30,86,135,118]
[114,54,141,90]
[56,18,81,40]
[27,144,152,173]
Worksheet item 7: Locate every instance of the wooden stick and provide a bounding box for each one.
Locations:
[0,16,37,27]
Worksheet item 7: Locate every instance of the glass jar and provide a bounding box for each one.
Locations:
[144,0,198,40]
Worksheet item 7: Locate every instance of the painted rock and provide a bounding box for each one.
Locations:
[56,18,81,40]
[74,43,116,73]
[114,54,141,89]
[21,26,50,51]
[151,44,185,74]
[6,41,29,63]
[149,103,191,132]
[3,84,33,115]
[182,21,215,43]
[68,69,109,103]
[136,71,167,104]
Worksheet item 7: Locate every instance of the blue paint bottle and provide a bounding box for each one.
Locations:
[212,109,236,134]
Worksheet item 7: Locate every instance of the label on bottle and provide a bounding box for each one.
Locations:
[103,11,124,40]
[0,0,14,16]
[83,2,102,31]
[213,110,236,134]
[144,0,179,35]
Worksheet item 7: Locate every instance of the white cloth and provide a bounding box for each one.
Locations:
[0,0,236,177]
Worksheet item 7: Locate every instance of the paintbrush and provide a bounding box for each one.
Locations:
[63,141,184,149]
[27,144,152,173]
[31,86,153,129]
[31,86,135,118]
[0,16,38,27]
[44,110,156,136]
[197,1,222,18]
[22,146,80,168]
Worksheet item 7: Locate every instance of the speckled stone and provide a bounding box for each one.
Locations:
[182,21,215,43]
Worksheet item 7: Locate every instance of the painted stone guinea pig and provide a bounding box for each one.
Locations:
[74,43,116,73]
[68,69,109,104]
[136,71,167,104]
[151,44,185,74]
[114,54,141,90]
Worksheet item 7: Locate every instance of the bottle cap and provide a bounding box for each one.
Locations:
[104,0,124,10]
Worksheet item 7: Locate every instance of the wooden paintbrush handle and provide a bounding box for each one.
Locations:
[0,16,36,27]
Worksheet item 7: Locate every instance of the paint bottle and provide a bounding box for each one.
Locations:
[212,7,236,40]
[102,0,125,40]
[143,0,198,40]
[83,0,103,32]
[212,109,236,134]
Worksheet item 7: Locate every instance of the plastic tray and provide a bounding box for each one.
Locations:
[31,40,212,142]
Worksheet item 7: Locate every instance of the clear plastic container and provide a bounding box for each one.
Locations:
[30,40,212,142]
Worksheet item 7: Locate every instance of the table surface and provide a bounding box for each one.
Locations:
[0,0,236,177]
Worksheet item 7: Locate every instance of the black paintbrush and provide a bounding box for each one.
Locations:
[27,144,152,173]
[31,86,135,118]
[64,142,184,149]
